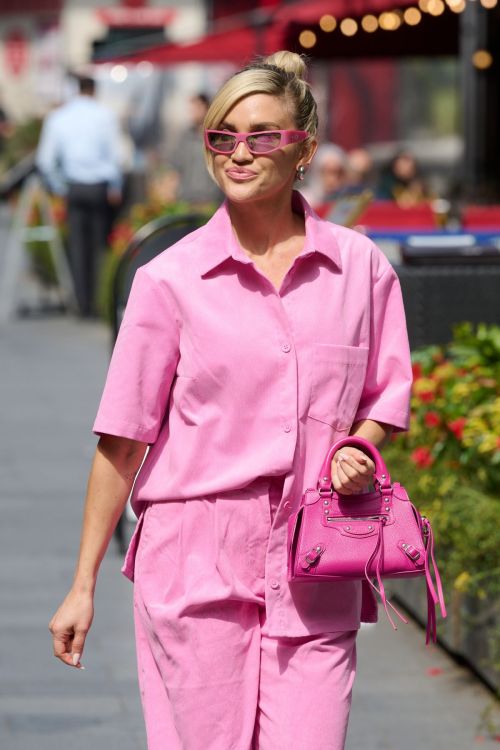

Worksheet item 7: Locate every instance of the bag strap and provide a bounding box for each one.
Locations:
[317,435,392,492]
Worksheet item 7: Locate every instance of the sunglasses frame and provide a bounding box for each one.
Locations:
[204,129,308,155]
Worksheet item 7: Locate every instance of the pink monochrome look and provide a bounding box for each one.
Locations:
[93,190,412,748]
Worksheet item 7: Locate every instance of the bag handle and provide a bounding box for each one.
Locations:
[317,435,392,493]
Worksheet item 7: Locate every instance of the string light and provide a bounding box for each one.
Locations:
[404,7,422,24]
[472,49,493,69]
[379,12,401,30]
[361,14,379,32]
[340,18,358,36]
[447,0,466,11]
[427,0,445,14]
[299,29,317,48]
[299,0,490,48]
[319,14,337,32]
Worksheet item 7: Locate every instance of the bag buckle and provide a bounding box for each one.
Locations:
[301,544,325,571]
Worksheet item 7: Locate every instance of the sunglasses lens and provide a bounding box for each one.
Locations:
[207,132,236,152]
[247,132,282,153]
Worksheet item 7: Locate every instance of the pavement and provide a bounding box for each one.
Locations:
[0,314,498,750]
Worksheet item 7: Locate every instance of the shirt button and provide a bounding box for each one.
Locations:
[283,501,291,511]
[270,579,280,590]
[281,342,291,353]
[283,423,292,433]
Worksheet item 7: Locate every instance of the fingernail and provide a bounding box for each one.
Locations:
[72,653,80,666]
[338,453,348,461]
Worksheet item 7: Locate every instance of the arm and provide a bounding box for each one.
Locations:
[48,434,147,669]
[36,114,66,196]
[331,252,412,495]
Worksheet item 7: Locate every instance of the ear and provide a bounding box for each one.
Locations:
[297,138,318,172]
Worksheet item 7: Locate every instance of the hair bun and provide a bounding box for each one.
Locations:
[264,50,307,80]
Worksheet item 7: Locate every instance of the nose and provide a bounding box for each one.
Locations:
[231,139,253,161]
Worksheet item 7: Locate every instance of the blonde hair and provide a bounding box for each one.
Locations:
[203,50,318,178]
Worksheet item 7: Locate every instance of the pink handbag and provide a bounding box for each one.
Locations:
[288,436,447,643]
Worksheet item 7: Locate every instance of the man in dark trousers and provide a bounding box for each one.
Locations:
[37,76,122,317]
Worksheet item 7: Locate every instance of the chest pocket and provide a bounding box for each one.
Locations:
[308,344,369,431]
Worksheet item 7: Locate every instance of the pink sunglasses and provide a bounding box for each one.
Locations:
[204,129,308,155]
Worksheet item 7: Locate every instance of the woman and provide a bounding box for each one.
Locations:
[49,51,412,750]
[377,149,428,207]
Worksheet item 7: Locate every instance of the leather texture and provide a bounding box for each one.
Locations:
[288,436,447,643]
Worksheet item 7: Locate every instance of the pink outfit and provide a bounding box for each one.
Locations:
[132,476,357,750]
[93,191,412,747]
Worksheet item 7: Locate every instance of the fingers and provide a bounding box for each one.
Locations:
[49,622,87,670]
[331,449,375,495]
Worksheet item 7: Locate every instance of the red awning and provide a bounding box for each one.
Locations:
[93,0,433,65]
[95,18,286,65]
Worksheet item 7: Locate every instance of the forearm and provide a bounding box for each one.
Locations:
[72,436,147,594]
[349,418,393,449]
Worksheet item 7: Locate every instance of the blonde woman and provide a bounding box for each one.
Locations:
[49,51,412,749]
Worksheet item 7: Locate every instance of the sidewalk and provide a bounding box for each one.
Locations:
[0,316,497,750]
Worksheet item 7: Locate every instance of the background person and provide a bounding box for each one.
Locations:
[48,51,412,750]
[167,92,222,206]
[376,149,428,206]
[36,76,123,317]
[346,146,376,193]
[301,141,349,209]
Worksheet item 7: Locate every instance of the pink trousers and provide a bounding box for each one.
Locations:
[132,477,358,750]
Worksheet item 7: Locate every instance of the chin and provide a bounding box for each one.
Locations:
[219,177,283,206]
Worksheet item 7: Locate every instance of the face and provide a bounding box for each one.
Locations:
[319,155,346,194]
[209,93,316,205]
[393,153,417,181]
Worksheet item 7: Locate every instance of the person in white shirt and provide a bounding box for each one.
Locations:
[37,76,123,317]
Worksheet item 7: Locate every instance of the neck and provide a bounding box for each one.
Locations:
[227,189,304,257]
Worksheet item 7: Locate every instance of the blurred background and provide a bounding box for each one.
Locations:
[0,2,498,748]
[0,0,499,206]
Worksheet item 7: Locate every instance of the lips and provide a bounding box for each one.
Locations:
[225,169,257,181]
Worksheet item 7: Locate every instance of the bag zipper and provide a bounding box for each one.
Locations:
[326,514,387,522]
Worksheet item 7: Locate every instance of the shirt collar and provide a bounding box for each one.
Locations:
[199,190,342,277]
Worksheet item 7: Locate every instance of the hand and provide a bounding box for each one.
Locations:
[331,446,376,495]
[48,588,94,669]
[107,188,122,206]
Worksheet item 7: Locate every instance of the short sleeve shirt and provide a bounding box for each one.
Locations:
[93,191,412,636]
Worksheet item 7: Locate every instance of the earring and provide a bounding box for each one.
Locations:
[296,164,306,181]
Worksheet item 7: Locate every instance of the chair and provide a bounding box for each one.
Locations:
[111,211,208,344]
[461,205,500,230]
[355,200,438,230]
[110,211,209,552]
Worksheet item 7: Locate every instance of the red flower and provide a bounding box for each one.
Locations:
[424,411,441,428]
[412,362,423,380]
[447,417,467,441]
[410,446,435,468]
[418,391,435,404]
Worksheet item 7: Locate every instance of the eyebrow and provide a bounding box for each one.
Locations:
[218,121,283,132]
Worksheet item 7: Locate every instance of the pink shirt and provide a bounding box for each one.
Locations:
[93,191,412,636]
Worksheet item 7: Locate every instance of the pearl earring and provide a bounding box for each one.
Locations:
[296,165,306,181]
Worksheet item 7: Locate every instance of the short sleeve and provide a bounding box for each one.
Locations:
[93,267,180,443]
[353,263,412,432]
